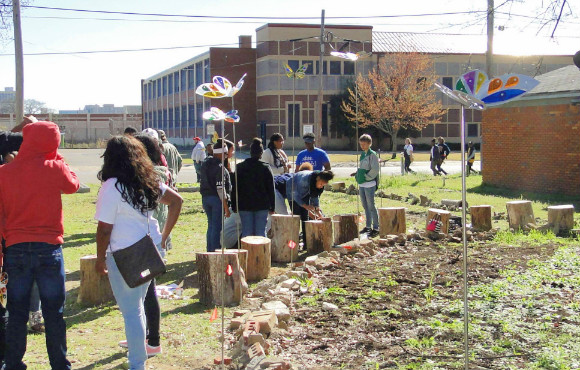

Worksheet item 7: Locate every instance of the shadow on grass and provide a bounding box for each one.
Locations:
[75,352,126,370]
[469,183,580,209]
[161,299,212,317]
[65,302,116,328]
[63,233,96,249]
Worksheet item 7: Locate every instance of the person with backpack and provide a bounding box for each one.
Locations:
[437,136,450,175]
[352,134,380,238]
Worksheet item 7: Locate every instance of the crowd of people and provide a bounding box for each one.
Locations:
[0,117,479,370]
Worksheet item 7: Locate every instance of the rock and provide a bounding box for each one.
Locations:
[305,256,318,265]
[286,271,308,280]
[354,252,366,259]
[419,195,431,207]
[315,257,335,270]
[408,193,420,205]
[280,279,297,289]
[322,302,339,312]
[450,237,462,243]
[76,183,91,193]
[262,301,291,322]
[317,251,330,258]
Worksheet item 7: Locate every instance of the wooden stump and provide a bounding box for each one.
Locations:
[378,207,406,237]
[196,252,243,306]
[241,236,271,282]
[426,209,451,234]
[305,217,333,254]
[333,214,358,245]
[270,215,300,263]
[331,182,346,192]
[225,249,248,275]
[470,205,492,231]
[548,205,575,234]
[506,201,535,230]
[77,255,115,306]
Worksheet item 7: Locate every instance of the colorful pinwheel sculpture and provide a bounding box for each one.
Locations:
[455,69,539,107]
[284,63,309,79]
[330,50,371,61]
[202,107,240,123]
[195,73,247,99]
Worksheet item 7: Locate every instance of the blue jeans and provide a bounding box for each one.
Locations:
[106,253,149,370]
[239,210,269,237]
[202,195,223,252]
[360,186,379,230]
[3,243,71,370]
[193,162,202,182]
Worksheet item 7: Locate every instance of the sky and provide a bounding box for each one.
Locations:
[0,0,578,111]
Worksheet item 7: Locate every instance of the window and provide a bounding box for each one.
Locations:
[168,108,174,128]
[162,110,167,130]
[195,62,203,87]
[304,61,314,75]
[147,84,152,101]
[442,77,453,89]
[157,111,162,130]
[322,103,329,137]
[182,106,187,128]
[343,61,355,75]
[152,81,157,99]
[196,103,203,128]
[467,123,478,137]
[188,67,195,89]
[168,75,174,95]
[316,61,327,75]
[162,77,167,96]
[329,61,341,75]
[157,79,161,98]
[175,107,180,128]
[287,60,299,74]
[204,59,210,82]
[188,104,195,129]
[287,103,300,137]
[181,71,187,92]
[173,72,180,93]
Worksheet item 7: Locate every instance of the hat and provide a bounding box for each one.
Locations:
[193,137,201,141]
[142,128,159,140]
[157,130,166,140]
[303,132,315,143]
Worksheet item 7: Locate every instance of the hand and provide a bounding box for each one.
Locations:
[95,258,108,276]
[303,205,315,213]
[350,172,356,177]
[161,236,168,250]
[224,208,231,218]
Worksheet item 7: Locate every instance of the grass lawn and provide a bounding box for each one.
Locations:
[20,174,579,369]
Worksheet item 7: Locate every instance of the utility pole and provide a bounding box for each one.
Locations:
[485,0,494,77]
[13,0,24,124]
[317,10,325,146]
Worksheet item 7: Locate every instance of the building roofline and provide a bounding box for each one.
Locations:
[145,50,211,81]
[256,23,373,32]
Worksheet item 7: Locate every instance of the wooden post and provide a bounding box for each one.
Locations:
[333,214,358,245]
[378,207,406,237]
[506,200,535,230]
[196,252,243,306]
[470,205,492,231]
[270,215,300,263]
[241,236,271,282]
[77,255,114,306]
[548,205,575,234]
[305,217,333,254]
[426,209,451,234]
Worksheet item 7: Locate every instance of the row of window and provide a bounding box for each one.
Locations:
[286,59,355,76]
[143,103,209,129]
[143,59,210,101]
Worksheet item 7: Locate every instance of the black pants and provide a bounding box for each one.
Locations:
[144,279,160,347]
[404,155,412,173]
[436,159,448,175]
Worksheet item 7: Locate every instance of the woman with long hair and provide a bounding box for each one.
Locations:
[403,137,415,174]
[94,136,182,370]
[261,133,290,175]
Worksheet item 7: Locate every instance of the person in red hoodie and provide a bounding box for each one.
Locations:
[0,121,79,370]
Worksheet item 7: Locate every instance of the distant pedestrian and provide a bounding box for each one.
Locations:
[124,127,138,136]
[191,137,206,183]
[430,138,441,176]
[466,141,478,176]
[296,133,331,171]
[437,136,450,175]
[157,130,182,186]
[231,138,275,237]
[261,133,290,175]
[353,134,380,238]
[403,138,415,174]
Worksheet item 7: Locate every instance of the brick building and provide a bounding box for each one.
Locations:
[141,23,574,149]
[481,65,580,196]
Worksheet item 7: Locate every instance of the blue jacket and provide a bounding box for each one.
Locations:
[276,171,321,208]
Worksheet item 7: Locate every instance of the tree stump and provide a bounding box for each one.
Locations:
[241,236,271,282]
[270,215,300,263]
[426,209,451,234]
[378,207,406,237]
[305,217,333,254]
[331,182,346,192]
[225,249,248,275]
[196,252,243,306]
[506,201,535,230]
[333,214,358,245]
[77,255,115,306]
[470,205,492,231]
[548,205,575,235]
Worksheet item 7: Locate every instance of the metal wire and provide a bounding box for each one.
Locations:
[231,96,241,250]
[219,118,226,370]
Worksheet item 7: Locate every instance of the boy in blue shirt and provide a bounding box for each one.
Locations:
[295,133,331,171]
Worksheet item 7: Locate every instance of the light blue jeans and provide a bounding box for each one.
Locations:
[239,210,269,237]
[106,253,149,370]
[360,186,379,230]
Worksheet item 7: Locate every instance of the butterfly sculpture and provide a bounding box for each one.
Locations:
[196,73,247,99]
[330,50,372,61]
[284,63,309,79]
[455,69,539,107]
[202,107,240,123]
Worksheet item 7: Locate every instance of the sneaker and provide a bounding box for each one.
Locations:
[359,227,371,234]
[368,229,380,238]
[29,311,45,333]
[146,344,162,357]
[119,339,149,349]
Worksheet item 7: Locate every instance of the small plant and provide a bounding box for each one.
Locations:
[324,286,348,296]
[348,303,362,311]
[366,289,387,299]
[385,275,399,287]
[298,296,318,306]
[422,274,438,303]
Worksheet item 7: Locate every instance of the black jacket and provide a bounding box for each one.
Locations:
[231,157,275,212]
[200,156,231,201]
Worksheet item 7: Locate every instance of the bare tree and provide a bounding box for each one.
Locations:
[23,98,45,114]
[341,53,444,151]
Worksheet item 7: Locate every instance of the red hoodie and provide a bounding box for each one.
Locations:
[0,121,79,247]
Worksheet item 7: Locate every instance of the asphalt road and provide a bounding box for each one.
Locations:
[61,149,477,185]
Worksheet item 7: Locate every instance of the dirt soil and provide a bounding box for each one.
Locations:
[265,239,556,370]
